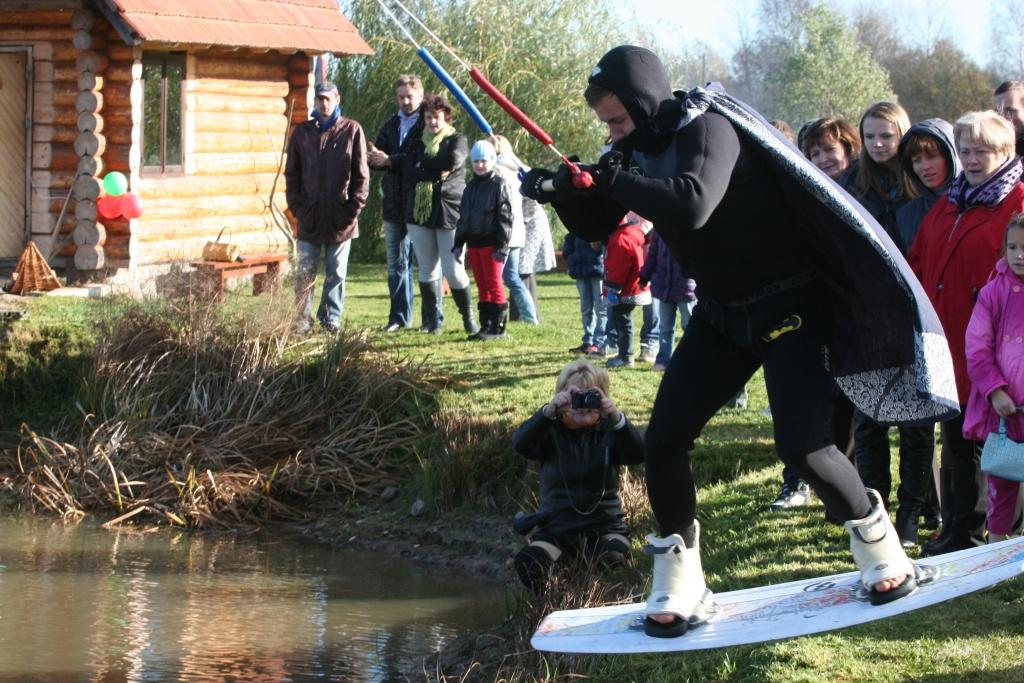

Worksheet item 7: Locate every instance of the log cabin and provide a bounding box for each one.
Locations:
[0,0,372,283]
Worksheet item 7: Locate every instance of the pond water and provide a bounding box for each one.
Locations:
[0,514,505,682]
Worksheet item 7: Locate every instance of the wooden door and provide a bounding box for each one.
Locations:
[0,51,27,259]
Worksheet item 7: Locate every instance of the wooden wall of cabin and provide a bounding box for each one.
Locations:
[2,3,312,275]
[0,3,84,264]
[118,48,309,268]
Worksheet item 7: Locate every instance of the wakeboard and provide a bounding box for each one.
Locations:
[532,537,1024,654]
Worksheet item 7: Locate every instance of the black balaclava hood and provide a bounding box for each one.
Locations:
[588,45,680,154]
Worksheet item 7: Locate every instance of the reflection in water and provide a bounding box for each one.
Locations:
[0,515,502,682]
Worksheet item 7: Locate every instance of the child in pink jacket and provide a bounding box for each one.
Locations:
[964,214,1024,542]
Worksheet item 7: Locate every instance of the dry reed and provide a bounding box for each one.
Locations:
[6,306,436,528]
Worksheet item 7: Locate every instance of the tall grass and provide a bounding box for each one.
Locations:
[6,299,437,528]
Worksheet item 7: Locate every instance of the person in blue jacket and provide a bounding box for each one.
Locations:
[563,234,608,354]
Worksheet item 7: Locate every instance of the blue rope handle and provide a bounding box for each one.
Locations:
[416,47,493,136]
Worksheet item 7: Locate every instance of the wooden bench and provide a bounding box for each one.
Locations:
[190,253,288,301]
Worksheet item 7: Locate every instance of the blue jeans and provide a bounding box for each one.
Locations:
[603,294,618,349]
[502,248,538,324]
[641,298,660,352]
[384,220,414,328]
[575,277,607,346]
[295,239,351,328]
[609,302,636,359]
[656,299,696,366]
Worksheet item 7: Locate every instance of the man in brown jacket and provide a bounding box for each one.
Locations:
[285,81,370,333]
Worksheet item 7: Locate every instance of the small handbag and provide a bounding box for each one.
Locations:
[980,416,1024,482]
[202,227,240,262]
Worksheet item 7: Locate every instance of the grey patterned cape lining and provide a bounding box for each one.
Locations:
[682,85,959,425]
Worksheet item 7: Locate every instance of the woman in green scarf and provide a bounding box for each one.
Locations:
[405,94,476,335]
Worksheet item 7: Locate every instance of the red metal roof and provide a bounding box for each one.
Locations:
[108,0,373,55]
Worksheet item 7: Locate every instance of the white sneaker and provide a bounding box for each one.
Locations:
[769,481,811,510]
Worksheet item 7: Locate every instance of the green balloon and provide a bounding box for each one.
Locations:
[103,172,128,196]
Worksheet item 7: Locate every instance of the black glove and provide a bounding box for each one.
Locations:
[520,167,557,203]
[592,150,623,190]
[553,162,580,194]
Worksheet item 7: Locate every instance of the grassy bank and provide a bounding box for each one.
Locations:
[2,264,1023,681]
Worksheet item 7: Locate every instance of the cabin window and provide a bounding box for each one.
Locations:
[141,53,185,174]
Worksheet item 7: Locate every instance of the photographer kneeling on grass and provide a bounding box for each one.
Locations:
[511,359,644,594]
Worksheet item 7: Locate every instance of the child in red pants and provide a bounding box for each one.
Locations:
[454,140,513,340]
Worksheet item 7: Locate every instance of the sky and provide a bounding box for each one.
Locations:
[619,0,993,68]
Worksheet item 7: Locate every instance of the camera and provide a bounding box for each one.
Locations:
[571,388,602,410]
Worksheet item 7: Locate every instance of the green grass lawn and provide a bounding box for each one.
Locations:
[4,262,1024,682]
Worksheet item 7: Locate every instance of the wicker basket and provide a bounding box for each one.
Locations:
[8,241,60,295]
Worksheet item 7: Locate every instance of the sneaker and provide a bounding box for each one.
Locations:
[321,322,340,334]
[769,481,811,510]
[590,344,615,358]
[651,363,667,372]
[607,356,634,368]
[638,345,657,363]
[383,323,402,333]
[568,343,593,354]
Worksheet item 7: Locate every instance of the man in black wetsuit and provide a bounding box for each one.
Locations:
[522,46,942,638]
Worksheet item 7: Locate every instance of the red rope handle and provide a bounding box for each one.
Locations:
[469,67,553,147]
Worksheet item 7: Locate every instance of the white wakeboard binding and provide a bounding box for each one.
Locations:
[643,520,716,638]
[845,488,935,604]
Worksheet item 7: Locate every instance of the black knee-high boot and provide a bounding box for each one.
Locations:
[923,451,985,555]
[451,287,479,335]
[418,280,442,334]
[469,301,491,341]
[921,470,942,528]
[479,302,508,341]
[894,424,935,546]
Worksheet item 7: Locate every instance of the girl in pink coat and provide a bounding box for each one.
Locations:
[963,214,1024,542]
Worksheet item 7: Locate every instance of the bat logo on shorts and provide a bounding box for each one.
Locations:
[762,314,802,342]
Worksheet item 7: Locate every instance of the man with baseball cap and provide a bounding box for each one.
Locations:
[286,81,369,333]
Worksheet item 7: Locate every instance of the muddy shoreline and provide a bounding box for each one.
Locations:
[300,498,520,584]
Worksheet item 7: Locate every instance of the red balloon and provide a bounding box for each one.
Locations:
[120,192,144,219]
[97,194,122,220]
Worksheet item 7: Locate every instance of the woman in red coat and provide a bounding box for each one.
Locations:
[908,110,1024,554]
